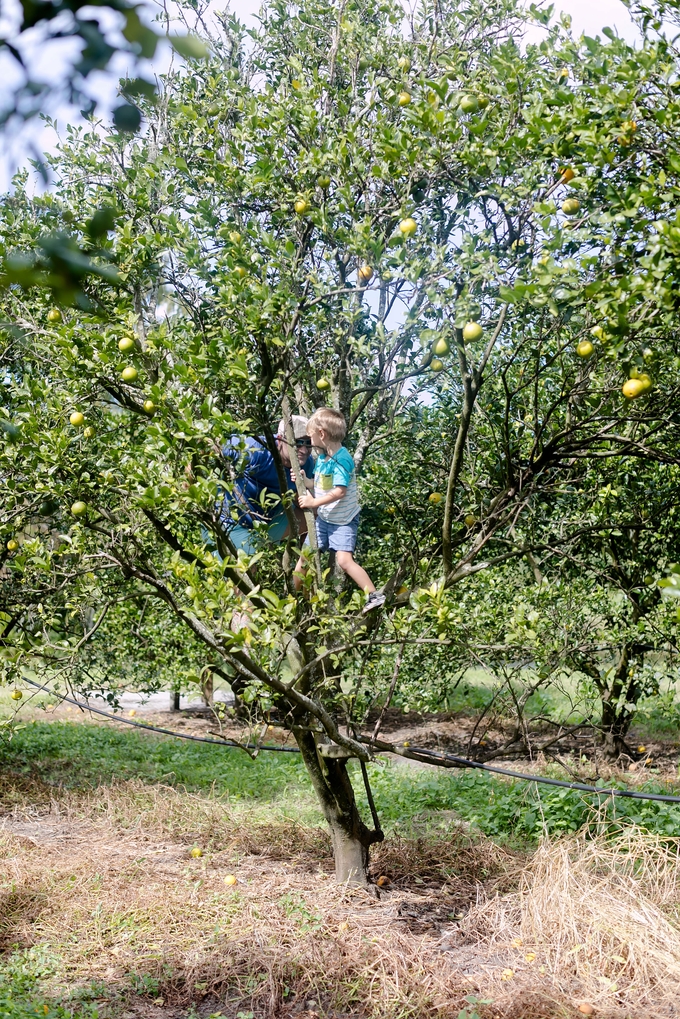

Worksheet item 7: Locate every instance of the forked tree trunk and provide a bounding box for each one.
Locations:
[294,728,382,886]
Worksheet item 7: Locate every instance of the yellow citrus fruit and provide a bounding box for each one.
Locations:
[294,198,310,214]
[83,426,95,439]
[397,585,408,596]
[464,514,477,528]
[560,167,576,182]
[338,920,350,931]
[462,321,483,342]
[69,411,85,427]
[316,175,331,189]
[398,217,417,237]
[229,230,242,244]
[121,366,138,383]
[638,372,652,391]
[431,358,444,371]
[235,266,247,279]
[316,378,330,391]
[6,539,18,551]
[622,378,645,399]
[11,689,22,700]
[397,56,410,71]
[143,400,156,415]
[357,264,374,282]
[433,337,449,356]
[477,95,490,109]
[428,492,443,505]
[224,874,237,886]
[47,308,62,323]
[561,198,580,216]
[576,340,594,358]
[398,91,411,106]
[71,501,87,516]
[118,336,135,353]
[190,847,202,858]
[590,325,605,340]
[291,78,301,90]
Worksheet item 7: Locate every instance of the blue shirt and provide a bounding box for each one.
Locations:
[220,435,315,529]
[314,446,360,525]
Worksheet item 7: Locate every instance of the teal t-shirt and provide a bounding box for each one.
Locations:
[314,447,360,525]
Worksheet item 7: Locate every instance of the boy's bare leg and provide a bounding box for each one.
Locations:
[335,551,375,593]
[293,554,306,592]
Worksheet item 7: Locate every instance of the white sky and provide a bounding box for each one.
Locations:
[0,0,641,193]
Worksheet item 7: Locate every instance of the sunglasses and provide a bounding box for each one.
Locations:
[295,437,312,447]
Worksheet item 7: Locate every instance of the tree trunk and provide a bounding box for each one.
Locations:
[599,644,641,758]
[294,728,382,886]
[171,688,180,711]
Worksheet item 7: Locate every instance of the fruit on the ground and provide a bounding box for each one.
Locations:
[376,875,391,887]
[398,91,411,106]
[560,167,575,182]
[6,539,18,551]
[477,95,489,109]
[431,358,444,371]
[464,514,477,528]
[357,264,374,283]
[397,56,410,71]
[11,689,22,700]
[576,339,594,358]
[83,426,95,439]
[143,399,156,414]
[190,847,202,858]
[316,377,330,391]
[71,501,87,516]
[398,217,417,237]
[459,94,478,113]
[47,308,62,323]
[118,336,135,353]
[69,411,85,427]
[229,230,242,244]
[578,1005,594,1016]
[462,321,483,342]
[433,337,450,356]
[338,921,349,931]
[235,266,247,279]
[317,175,331,189]
[622,378,645,399]
[121,366,138,383]
[224,874,237,886]
[294,197,310,214]
[428,492,443,505]
[561,198,580,216]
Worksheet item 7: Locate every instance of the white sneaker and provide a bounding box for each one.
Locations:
[362,591,386,614]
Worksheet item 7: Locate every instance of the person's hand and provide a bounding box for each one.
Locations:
[298,493,316,509]
[290,468,306,484]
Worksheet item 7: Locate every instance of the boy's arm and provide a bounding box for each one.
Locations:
[290,468,315,492]
[299,486,346,509]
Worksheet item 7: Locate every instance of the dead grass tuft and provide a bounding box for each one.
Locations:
[457,824,680,1017]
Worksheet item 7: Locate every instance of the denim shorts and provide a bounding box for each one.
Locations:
[308,513,359,553]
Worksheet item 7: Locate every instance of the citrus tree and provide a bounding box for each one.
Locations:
[3,0,680,883]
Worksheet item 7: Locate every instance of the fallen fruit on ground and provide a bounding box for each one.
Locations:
[121,366,138,383]
[190,847,203,858]
[622,378,645,399]
[376,875,391,887]
[562,198,580,216]
[429,492,443,504]
[118,336,135,353]
[69,411,85,427]
[71,501,87,516]
[224,874,237,886]
[399,217,417,237]
[576,339,594,358]
[578,1005,595,1016]
[462,321,483,342]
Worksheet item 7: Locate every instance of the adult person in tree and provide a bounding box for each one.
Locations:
[220,416,314,553]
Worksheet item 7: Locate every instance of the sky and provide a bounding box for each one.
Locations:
[0,0,642,193]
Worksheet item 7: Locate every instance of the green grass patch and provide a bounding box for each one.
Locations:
[0,949,100,1019]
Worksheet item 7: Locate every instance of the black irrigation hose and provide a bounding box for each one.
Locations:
[17,677,680,805]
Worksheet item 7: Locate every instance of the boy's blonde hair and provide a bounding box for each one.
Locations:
[308,407,347,442]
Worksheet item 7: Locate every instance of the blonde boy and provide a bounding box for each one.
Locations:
[292,407,385,613]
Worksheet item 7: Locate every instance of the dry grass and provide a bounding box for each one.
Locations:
[457,824,680,1018]
[2,777,680,1018]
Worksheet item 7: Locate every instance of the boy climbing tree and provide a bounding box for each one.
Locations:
[293,408,385,613]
